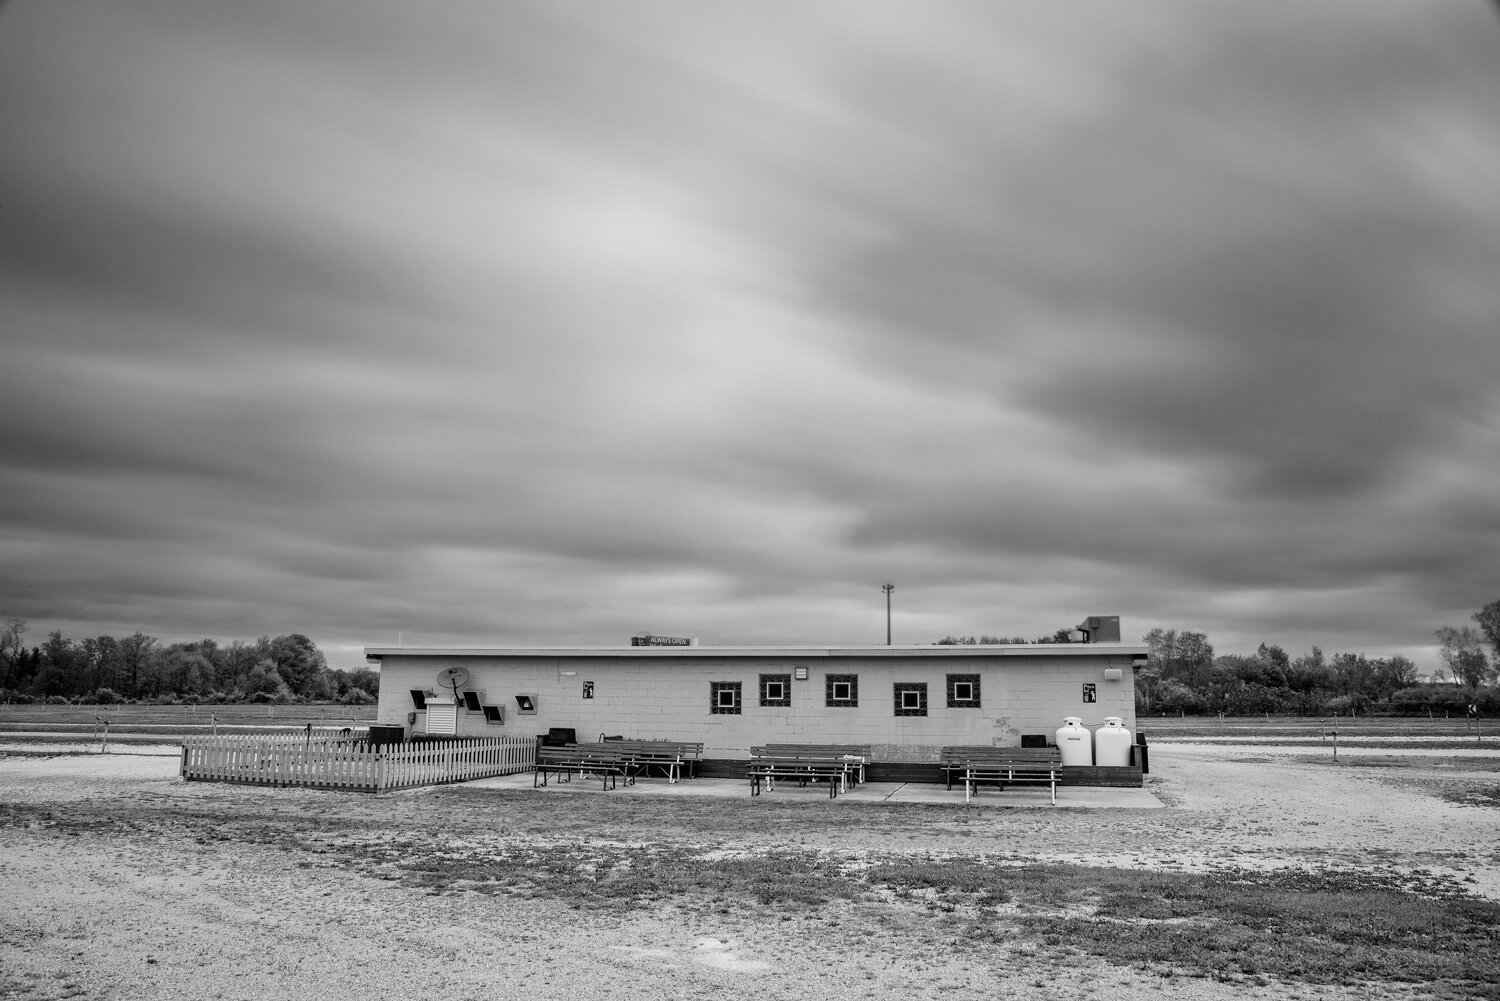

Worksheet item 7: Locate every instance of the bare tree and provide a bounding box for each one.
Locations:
[1435,625,1492,688]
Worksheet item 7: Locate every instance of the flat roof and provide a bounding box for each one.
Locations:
[365,644,1147,660]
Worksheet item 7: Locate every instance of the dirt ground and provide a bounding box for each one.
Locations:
[2,743,1497,1001]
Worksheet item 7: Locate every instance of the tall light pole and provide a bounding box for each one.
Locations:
[882,583,895,645]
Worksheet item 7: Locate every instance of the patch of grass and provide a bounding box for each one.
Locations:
[383,842,860,909]
[1027,867,1500,998]
[1437,784,1500,809]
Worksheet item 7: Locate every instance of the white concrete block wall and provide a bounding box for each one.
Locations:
[375,650,1139,762]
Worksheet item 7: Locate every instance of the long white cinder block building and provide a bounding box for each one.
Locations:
[366,615,1147,785]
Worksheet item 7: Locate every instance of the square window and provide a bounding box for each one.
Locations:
[711,681,742,715]
[894,682,927,717]
[825,674,858,707]
[946,674,981,709]
[515,694,537,714]
[759,674,791,706]
[482,705,504,724]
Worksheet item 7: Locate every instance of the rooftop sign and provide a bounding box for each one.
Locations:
[631,633,695,647]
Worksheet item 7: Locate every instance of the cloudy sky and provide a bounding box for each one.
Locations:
[2,2,1498,671]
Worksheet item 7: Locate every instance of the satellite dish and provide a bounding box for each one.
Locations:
[436,666,470,701]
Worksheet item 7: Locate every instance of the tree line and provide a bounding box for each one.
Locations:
[939,600,1500,717]
[0,619,378,705]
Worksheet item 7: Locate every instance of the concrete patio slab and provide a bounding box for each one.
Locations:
[457,770,1163,807]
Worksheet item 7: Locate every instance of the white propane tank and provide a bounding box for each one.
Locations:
[1094,716,1133,767]
[1056,716,1093,766]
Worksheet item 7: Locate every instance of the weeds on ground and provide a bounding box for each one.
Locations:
[1437,785,1500,809]
[358,836,1500,999]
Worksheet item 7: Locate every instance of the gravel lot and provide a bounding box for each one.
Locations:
[2,742,1497,1001]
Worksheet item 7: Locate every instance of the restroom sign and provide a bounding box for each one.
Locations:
[1082,683,1097,703]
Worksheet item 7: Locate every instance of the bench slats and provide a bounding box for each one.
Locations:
[747,744,871,798]
[534,740,706,789]
[938,745,1061,804]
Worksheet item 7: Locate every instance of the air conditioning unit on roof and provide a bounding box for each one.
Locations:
[1075,615,1121,643]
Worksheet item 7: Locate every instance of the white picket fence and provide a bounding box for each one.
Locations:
[179,734,536,793]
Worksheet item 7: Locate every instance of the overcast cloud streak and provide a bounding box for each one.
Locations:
[2,1,1498,669]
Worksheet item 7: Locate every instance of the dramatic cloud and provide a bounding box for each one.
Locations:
[1,1,1497,670]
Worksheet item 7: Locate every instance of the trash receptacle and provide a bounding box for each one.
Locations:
[368,724,406,747]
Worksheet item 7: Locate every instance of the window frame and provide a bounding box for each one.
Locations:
[759,673,791,707]
[945,673,981,709]
[710,680,743,715]
[825,673,859,707]
[894,681,928,717]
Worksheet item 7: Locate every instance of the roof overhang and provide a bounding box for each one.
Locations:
[364,643,1147,660]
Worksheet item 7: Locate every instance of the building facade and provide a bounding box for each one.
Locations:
[366,638,1146,775]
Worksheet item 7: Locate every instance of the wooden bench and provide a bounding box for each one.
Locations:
[748,745,871,798]
[533,744,635,790]
[939,746,1061,804]
[602,740,704,783]
[757,744,870,786]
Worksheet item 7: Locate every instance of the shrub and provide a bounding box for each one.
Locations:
[1388,684,1500,716]
[1321,695,1365,717]
[93,688,123,705]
